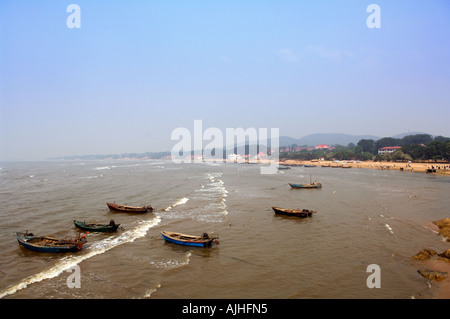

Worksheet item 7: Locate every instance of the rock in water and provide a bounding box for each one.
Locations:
[433,218,450,241]
[412,249,437,260]
[438,249,450,261]
[418,269,448,282]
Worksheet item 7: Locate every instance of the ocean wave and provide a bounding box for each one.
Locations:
[164,197,190,211]
[143,283,162,298]
[80,175,103,179]
[94,166,117,170]
[149,252,192,270]
[385,224,394,234]
[0,216,161,299]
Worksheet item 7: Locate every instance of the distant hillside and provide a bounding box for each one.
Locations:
[280,132,432,147]
[391,132,428,139]
[280,133,380,147]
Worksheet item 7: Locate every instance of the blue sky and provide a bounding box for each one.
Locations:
[1,1,449,160]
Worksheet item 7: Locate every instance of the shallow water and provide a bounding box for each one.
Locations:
[0,161,448,299]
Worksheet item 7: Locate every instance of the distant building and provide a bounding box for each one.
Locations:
[315,144,329,150]
[378,146,402,154]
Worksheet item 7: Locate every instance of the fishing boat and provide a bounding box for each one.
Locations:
[73,220,122,232]
[289,174,322,189]
[16,231,87,253]
[272,207,316,217]
[304,165,317,167]
[289,182,322,189]
[341,165,352,168]
[278,166,291,170]
[161,231,219,247]
[107,202,153,213]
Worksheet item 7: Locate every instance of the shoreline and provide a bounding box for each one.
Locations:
[279,160,450,176]
[421,222,450,299]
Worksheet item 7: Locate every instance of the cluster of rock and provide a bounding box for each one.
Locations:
[433,218,450,241]
[413,248,450,281]
[413,218,450,282]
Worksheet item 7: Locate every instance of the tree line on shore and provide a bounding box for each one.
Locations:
[280,134,450,162]
[51,134,449,163]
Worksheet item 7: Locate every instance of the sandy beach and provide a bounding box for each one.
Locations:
[280,160,450,176]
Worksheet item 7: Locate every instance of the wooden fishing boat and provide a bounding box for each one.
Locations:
[73,220,121,232]
[272,207,316,217]
[289,174,322,189]
[341,165,351,168]
[278,166,291,170]
[304,165,317,167]
[107,202,153,213]
[289,182,322,189]
[161,231,219,247]
[16,232,87,253]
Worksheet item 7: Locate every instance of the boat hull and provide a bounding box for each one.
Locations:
[161,231,216,247]
[107,202,152,213]
[272,207,316,217]
[16,232,83,253]
[73,220,119,232]
[289,183,322,189]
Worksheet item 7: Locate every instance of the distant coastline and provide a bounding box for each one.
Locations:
[279,159,450,176]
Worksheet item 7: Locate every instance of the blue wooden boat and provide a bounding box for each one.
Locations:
[289,182,322,189]
[16,232,87,253]
[161,231,219,247]
[289,174,322,189]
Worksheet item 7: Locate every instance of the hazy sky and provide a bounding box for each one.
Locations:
[1,1,449,160]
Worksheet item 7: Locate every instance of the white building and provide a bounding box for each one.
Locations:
[378,146,402,154]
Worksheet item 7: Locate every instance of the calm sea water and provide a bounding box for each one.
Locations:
[0,160,449,299]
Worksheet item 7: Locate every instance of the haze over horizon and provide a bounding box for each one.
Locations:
[1,1,450,161]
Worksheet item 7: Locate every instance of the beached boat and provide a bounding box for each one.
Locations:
[161,231,219,247]
[16,231,87,253]
[272,207,316,217]
[304,165,317,167]
[107,202,153,213]
[73,220,121,232]
[341,165,351,168]
[278,166,291,170]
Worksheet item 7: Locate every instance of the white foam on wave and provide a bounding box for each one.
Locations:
[0,216,161,299]
[197,173,228,222]
[143,283,162,298]
[385,223,394,234]
[164,197,190,211]
[95,166,116,170]
[149,252,192,271]
[80,175,103,179]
